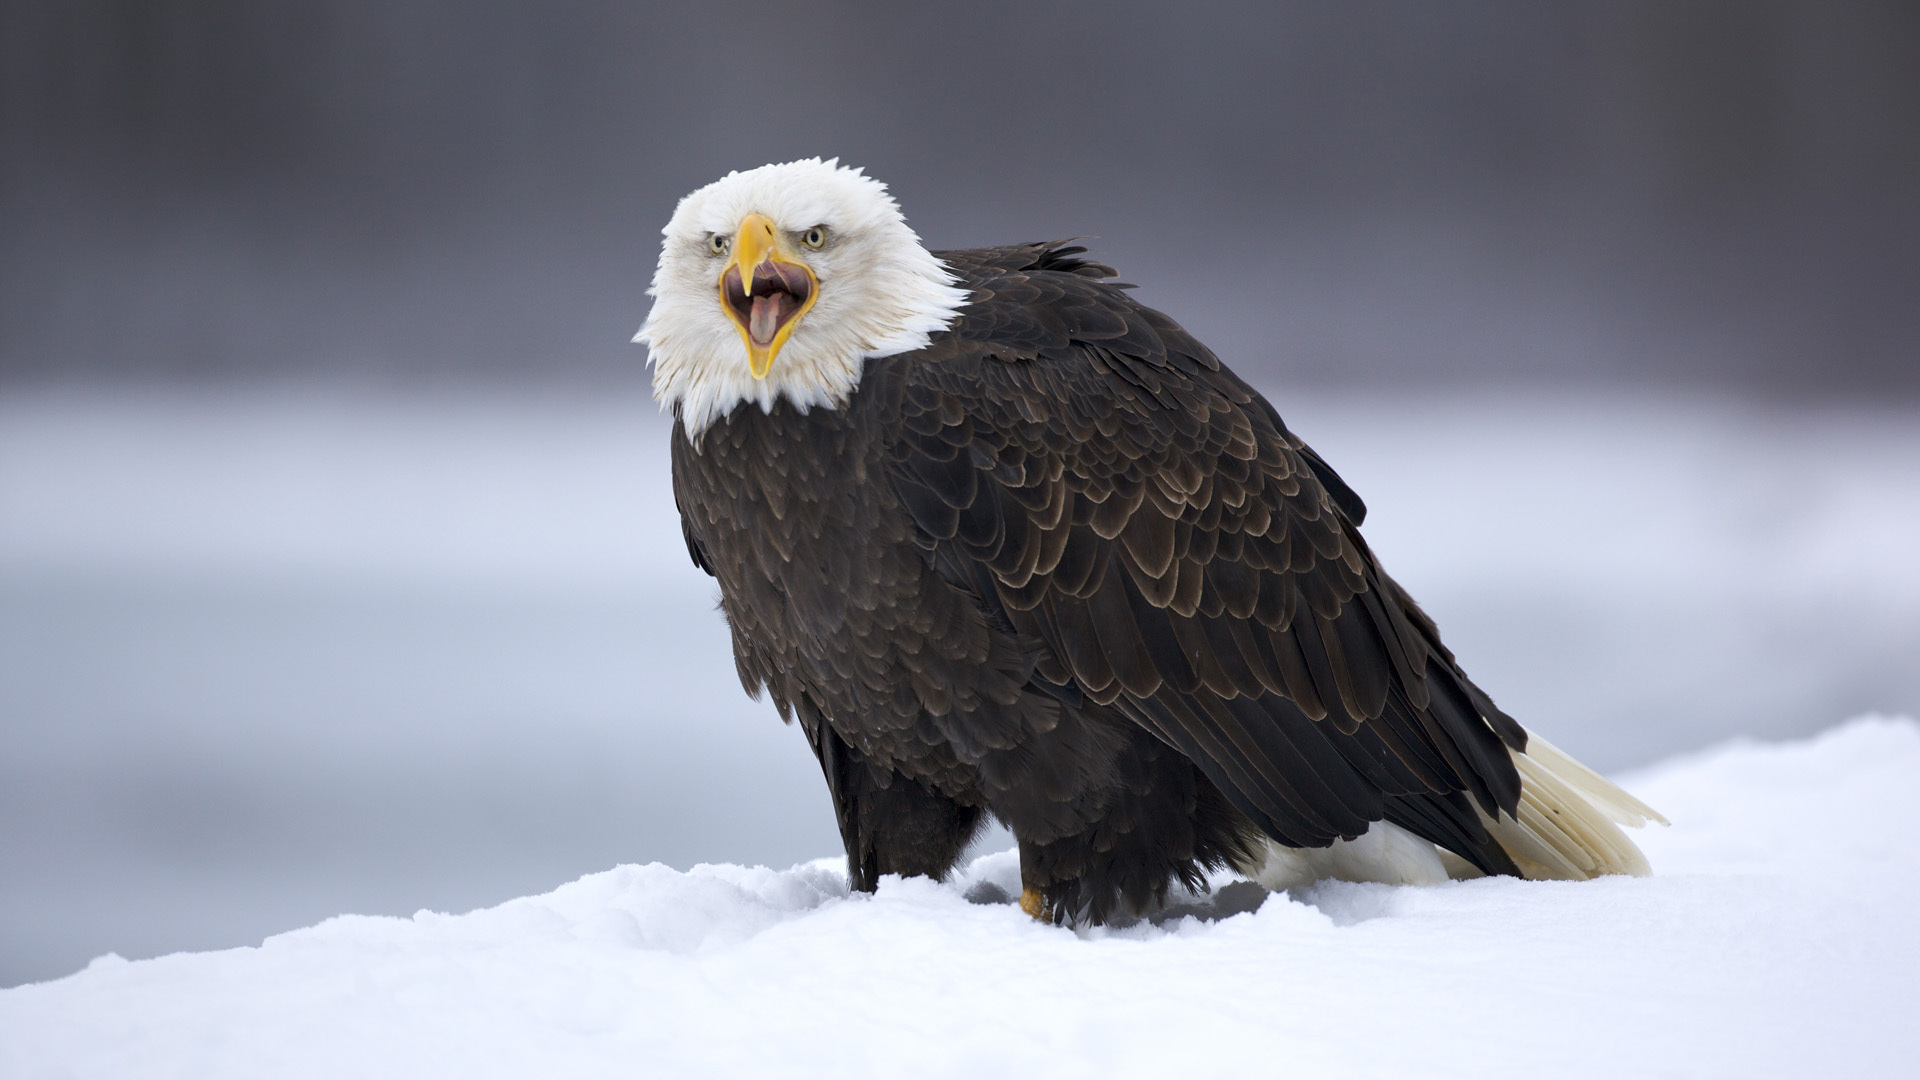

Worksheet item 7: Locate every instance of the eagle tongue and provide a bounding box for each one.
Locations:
[748,293,792,345]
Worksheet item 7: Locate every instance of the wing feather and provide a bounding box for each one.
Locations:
[874,250,1525,859]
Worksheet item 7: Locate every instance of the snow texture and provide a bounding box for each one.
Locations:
[3,717,1915,1079]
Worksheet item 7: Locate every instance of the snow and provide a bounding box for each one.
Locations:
[4,717,1915,1079]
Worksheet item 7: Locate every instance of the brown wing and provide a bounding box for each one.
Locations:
[867,247,1527,872]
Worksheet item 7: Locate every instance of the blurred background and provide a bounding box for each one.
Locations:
[2,1,1916,986]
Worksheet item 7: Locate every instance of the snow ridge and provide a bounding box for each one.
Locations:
[3,718,1916,1079]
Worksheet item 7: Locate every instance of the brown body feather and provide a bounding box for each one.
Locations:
[672,242,1529,922]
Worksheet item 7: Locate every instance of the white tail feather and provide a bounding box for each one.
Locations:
[1520,732,1668,828]
[1239,730,1666,889]
[1473,735,1665,881]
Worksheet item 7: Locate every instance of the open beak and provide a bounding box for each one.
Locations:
[719,213,818,379]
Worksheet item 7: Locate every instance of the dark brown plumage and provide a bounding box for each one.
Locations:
[672,241,1531,923]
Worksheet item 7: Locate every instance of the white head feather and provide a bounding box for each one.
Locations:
[635,158,969,438]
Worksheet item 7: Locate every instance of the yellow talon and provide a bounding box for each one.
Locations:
[1019,887,1050,922]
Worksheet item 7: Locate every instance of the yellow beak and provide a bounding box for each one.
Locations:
[720,212,819,379]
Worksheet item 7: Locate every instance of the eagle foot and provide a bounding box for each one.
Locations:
[1018,887,1053,922]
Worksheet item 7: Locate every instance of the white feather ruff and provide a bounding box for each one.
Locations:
[636,158,970,438]
[1244,821,1453,892]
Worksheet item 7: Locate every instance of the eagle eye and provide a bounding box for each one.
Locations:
[708,234,730,256]
[801,226,827,250]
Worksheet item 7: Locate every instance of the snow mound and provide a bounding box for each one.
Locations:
[4,718,1916,1079]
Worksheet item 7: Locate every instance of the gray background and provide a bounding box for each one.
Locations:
[3,1,1917,987]
[6,0,1917,392]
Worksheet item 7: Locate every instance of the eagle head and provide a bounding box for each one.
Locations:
[637,158,968,437]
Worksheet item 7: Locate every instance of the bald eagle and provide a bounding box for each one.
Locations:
[639,159,1664,924]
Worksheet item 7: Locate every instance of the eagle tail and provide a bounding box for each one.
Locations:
[1444,731,1668,881]
[1240,732,1667,891]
